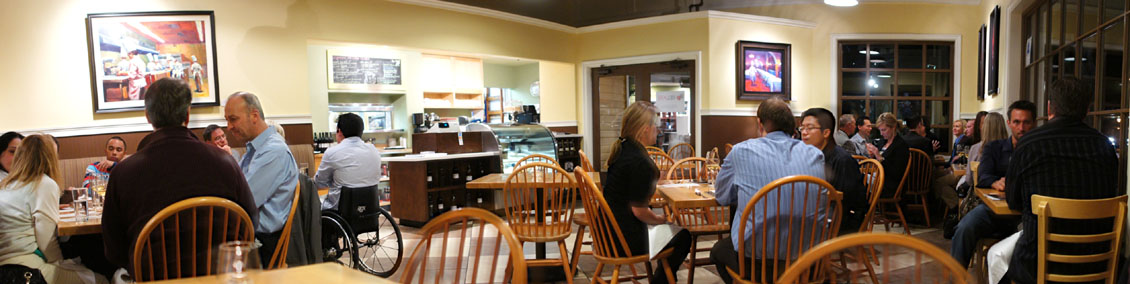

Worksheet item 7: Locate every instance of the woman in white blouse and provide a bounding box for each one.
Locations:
[0,134,106,284]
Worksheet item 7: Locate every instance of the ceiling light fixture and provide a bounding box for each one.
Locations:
[825,0,859,7]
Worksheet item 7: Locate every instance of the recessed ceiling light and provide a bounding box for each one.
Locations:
[825,0,859,7]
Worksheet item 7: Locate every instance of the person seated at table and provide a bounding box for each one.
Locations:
[201,124,238,159]
[832,113,861,155]
[0,134,107,284]
[948,112,1015,257]
[602,101,691,284]
[81,137,126,189]
[101,78,258,278]
[800,108,866,235]
[315,113,381,210]
[710,97,825,284]
[224,91,298,266]
[986,78,1119,284]
[849,116,873,156]
[0,131,24,179]
[865,113,909,200]
[902,115,939,156]
[978,100,1036,191]
[950,119,967,164]
[943,112,1009,239]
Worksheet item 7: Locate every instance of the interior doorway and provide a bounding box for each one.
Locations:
[589,60,696,171]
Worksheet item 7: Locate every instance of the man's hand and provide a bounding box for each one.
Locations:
[221,145,232,154]
[866,144,881,159]
[96,160,115,172]
[992,178,1006,191]
[931,140,941,151]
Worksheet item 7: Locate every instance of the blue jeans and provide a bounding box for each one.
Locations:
[950,205,1018,267]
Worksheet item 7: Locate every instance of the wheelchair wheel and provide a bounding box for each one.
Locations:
[353,208,403,277]
[320,213,358,267]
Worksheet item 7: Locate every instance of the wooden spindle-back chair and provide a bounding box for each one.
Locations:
[648,151,676,178]
[705,147,721,165]
[515,153,560,168]
[777,233,971,284]
[727,175,843,284]
[645,146,664,154]
[503,162,578,284]
[662,175,729,283]
[901,149,935,227]
[665,157,718,184]
[400,208,528,284]
[574,168,676,284]
[571,149,595,270]
[1032,195,1127,284]
[266,181,301,269]
[131,197,255,282]
[667,143,695,161]
[875,150,915,235]
[832,159,885,283]
[851,155,868,161]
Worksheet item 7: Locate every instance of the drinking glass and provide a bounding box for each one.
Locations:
[90,174,108,211]
[68,187,89,222]
[215,241,262,284]
[298,162,309,176]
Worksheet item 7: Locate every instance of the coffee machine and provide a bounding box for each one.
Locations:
[514,105,540,124]
[412,113,430,133]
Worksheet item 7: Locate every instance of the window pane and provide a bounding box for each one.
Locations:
[1081,34,1098,78]
[1099,114,1121,148]
[1028,13,1039,65]
[1063,44,1077,76]
[1040,3,1050,58]
[870,100,893,121]
[898,44,923,69]
[871,44,895,69]
[926,45,951,69]
[842,44,867,68]
[925,72,952,97]
[1083,0,1100,35]
[897,100,922,120]
[1038,61,1048,117]
[926,100,951,130]
[843,71,867,96]
[897,72,924,97]
[1102,21,1123,111]
[1051,50,1062,78]
[1052,0,1064,48]
[1066,0,1080,42]
[869,71,894,96]
[1104,0,1125,23]
[842,100,865,118]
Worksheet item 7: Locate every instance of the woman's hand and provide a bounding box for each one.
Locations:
[631,206,667,225]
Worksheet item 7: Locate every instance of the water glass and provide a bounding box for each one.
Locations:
[68,187,89,222]
[216,241,262,284]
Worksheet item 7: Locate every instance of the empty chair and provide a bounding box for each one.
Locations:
[131,197,255,281]
[667,143,695,161]
[901,148,935,227]
[400,208,528,284]
[515,153,559,168]
[266,182,301,269]
[571,150,596,270]
[1031,194,1126,284]
[777,233,971,284]
[648,151,676,177]
[503,162,578,284]
[665,157,717,184]
[574,168,675,284]
[665,157,729,283]
[725,175,843,284]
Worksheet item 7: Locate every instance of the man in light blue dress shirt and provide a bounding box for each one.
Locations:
[224,91,298,261]
[316,113,382,210]
[708,98,825,284]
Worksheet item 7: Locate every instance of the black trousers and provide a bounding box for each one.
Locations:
[647,229,692,284]
[710,237,790,284]
[59,234,117,280]
[255,230,283,268]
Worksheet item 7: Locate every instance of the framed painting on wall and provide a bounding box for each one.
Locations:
[326,49,403,93]
[978,24,986,101]
[736,40,791,101]
[86,11,220,113]
[987,5,1001,95]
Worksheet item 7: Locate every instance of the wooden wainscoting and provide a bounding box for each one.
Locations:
[701,115,761,160]
[54,124,313,160]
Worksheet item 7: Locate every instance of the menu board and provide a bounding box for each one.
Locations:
[330,55,401,85]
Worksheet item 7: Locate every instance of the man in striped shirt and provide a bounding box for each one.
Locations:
[986,77,1119,284]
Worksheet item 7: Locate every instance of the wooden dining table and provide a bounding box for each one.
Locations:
[148,263,397,284]
[655,181,718,209]
[464,173,600,189]
[58,205,102,236]
[975,188,1020,216]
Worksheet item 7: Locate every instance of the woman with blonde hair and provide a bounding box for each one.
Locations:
[966,112,1008,187]
[0,134,107,284]
[866,112,910,199]
[602,101,690,284]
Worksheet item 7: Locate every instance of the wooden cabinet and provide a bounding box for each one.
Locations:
[420,54,484,110]
[387,153,501,227]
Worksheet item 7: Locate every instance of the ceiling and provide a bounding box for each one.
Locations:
[438,0,980,27]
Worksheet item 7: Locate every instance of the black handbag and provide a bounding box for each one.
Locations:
[0,264,46,284]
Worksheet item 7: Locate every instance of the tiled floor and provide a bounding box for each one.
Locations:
[352,208,957,283]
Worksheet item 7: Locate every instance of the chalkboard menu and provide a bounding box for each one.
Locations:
[331,55,401,85]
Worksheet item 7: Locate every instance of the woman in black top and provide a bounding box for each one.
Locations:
[867,112,910,199]
[602,101,690,284]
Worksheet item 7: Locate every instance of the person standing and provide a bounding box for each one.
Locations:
[800,108,866,235]
[224,91,298,264]
[189,56,204,93]
[315,113,382,210]
[100,78,257,278]
[709,97,825,284]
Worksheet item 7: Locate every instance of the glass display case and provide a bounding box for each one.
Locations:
[468,123,557,173]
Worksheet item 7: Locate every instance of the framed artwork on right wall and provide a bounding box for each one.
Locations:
[736,40,791,101]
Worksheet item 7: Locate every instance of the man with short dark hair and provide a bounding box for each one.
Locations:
[315,113,382,210]
[849,116,873,156]
[709,97,825,284]
[101,78,257,277]
[82,136,127,188]
[902,115,938,156]
[800,108,866,235]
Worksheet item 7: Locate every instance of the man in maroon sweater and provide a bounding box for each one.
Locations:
[100,78,258,279]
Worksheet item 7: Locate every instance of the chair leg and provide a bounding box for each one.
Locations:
[895,203,911,235]
[593,263,605,284]
[921,194,932,228]
[686,234,698,284]
[659,259,676,284]
[558,241,575,284]
[610,265,621,284]
[858,247,879,284]
[571,224,587,271]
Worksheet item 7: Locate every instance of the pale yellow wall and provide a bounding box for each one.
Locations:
[0,0,574,131]
[707,18,815,111]
[539,61,577,123]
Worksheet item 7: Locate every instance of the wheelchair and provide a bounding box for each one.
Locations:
[321,185,403,277]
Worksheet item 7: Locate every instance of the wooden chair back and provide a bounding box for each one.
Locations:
[729,175,843,284]
[724,143,734,158]
[667,143,695,161]
[705,147,721,164]
[1032,195,1127,284]
[267,180,301,269]
[515,153,559,168]
[665,157,718,184]
[577,149,594,172]
[969,161,980,188]
[645,146,664,154]
[131,197,255,282]
[858,159,885,232]
[777,233,971,284]
[851,155,868,161]
[401,208,528,284]
[902,149,933,196]
[648,151,676,177]
[503,162,578,242]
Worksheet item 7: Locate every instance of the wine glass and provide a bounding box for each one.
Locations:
[215,241,262,283]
